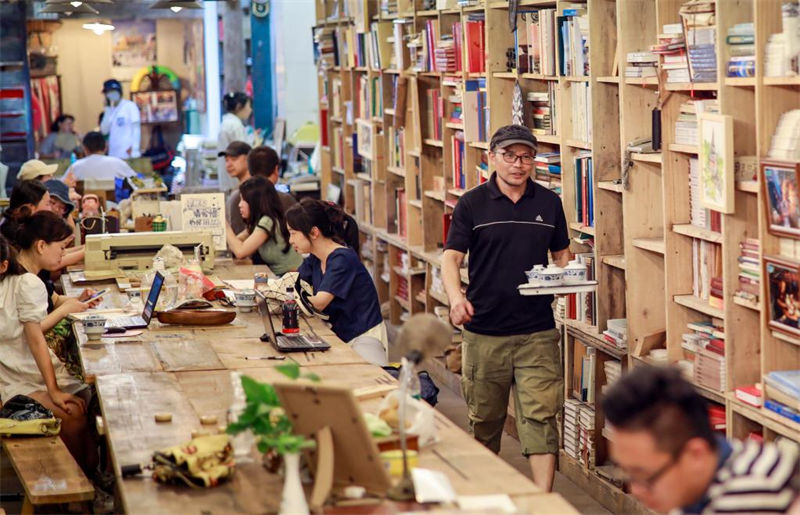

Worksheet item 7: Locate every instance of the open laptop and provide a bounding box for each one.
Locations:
[256,291,330,352]
[105,271,164,329]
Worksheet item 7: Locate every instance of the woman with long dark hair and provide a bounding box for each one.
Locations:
[225,176,302,275]
[286,198,387,358]
[0,180,51,242]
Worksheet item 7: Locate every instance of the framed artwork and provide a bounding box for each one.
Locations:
[132,91,179,124]
[112,20,157,68]
[698,112,734,213]
[765,255,800,338]
[762,160,800,239]
[356,119,373,160]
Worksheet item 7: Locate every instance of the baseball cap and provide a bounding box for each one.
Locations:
[218,141,252,158]
[43,179,75,216]
[102,79,122,93]
[489,124,538,152]
[17,159,58,181]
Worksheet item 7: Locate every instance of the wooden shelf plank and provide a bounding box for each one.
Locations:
[423,138,444,148]
[355,172,373,182]
[563,76,590,82]
[624,77,658,87]
[535,134,561,145]
[763,76,800,86]
[493,71,518,79]
[666,82,718,91]
[447,188,467,197]
[673,294,725,319]
[736,180,758,193]
[631,152,662,164]
[468,141,489,150]
[384,108,396,115]
[602,255,626,271]
[424,190,445,202]
[598,180,623,193]
[387,166,406,177]
[408,199,423,209]
[733,296,761,312]
[692,381,726,404]
[565,139,592,150]
[520,73,559,81]
[445,122,464,130]
[394,295,411,311]
[596,76,620,84]
[672,224,723,243]
[729,394,800,442]
[725,77,756,87]
[428,289,449,306]
[669,143,699,154]
[632,237,665,255]
[332,167,345,175]
[569,222,595,236]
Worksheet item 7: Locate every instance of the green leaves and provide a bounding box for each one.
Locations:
[225,365,317,456]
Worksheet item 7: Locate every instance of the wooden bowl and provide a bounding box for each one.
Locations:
[155,309,236,326]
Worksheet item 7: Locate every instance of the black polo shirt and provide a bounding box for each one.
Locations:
[445,172,569,336]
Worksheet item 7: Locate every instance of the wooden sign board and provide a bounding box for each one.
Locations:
[180,193,226,251]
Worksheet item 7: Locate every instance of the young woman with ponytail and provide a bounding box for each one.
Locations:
[286,199,387,360]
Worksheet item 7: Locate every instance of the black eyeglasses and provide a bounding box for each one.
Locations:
[496,150,535,165]
[617,443,685,490]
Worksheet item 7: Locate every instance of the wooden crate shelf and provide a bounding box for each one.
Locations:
[631,152,662,164]
[631,237,665,255]
[598,180,623,193]
[672,224,723,243]
[668,143,698,154]
[673,295,724,320]
[602,255,626,270]
[569,222,595,236]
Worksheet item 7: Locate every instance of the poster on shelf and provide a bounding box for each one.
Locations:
[180,193,226,251]
[698,112,734,213]
[765,255,800,339]
[763,160,800,240]
[132,91,179,124]
[112,20,157,68]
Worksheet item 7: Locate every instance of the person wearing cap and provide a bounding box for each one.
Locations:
[217,92,255,193]
[99,79,141,159]
[442,124,571,492]
[43,179,85,269]
[17,159,59,183]
[220,141,253,234]
[64,131,137,185]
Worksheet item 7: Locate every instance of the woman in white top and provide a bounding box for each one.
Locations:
[217,92,255,193]
[0,228,94,471]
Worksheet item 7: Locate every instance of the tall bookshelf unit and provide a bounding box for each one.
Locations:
[313,0,800,511]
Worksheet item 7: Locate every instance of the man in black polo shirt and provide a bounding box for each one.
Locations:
[443,125,570,492]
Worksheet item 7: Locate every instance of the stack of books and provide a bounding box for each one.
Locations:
[527,89,556,136]
[434,37,457,72]
[625,51,658,79]
[708,404,726,433]
[392,19,413,72]
[735,238,760,308]
[678,319,725,378]
[570,83,592,142]
[578,404,596,467]
[735,384,763,408]
[603,318,628,351]
[566,252,596,327]
[524,9,558,76]
[694,340,726,392]
[425,89,443,141]
[463,78,488,143]
[563,399,582,461]
[557,4,590,77]
[768,109,800,161]
[465,14,486,74]
[765,2,800,77]
[451,131,466,190]
[675,101,699,145]
[602,360,622,394]
[533,152,561,194]
[574,153,593,227]
[654,23,690,83]
[764,370,800,424]
[313,26,337,68]
[726,22,755,77]
[685,26,717,82]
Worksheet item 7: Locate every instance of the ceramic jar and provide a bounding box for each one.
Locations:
[234,289,257,313]
[525,264,546,285]
[82,315,107,340]
[563,260,588,284]
[539,264,564,286]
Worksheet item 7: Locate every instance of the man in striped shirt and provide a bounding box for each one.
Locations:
[602,366,800,514]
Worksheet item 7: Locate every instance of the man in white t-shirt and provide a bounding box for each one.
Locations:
[99,79,141,159]
[64,131,136,184]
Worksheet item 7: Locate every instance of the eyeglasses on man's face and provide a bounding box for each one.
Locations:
[495,150,535,165]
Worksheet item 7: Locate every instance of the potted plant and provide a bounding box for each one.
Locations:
[226,363,319,515]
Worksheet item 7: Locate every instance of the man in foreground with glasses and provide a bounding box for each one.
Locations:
[603,366,800,514]
[443,124,571,491]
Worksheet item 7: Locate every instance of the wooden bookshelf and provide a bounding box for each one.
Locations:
[312,0,799,511]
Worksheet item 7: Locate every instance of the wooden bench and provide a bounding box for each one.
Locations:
[1,437,93,514]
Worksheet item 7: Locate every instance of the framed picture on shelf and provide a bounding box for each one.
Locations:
[765,255,800,338]
[762,160,800,239]
[698,112,734,214]
[356,120,373,160]
[131,90,179,124]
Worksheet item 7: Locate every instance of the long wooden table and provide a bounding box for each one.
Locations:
[62,264,577,514]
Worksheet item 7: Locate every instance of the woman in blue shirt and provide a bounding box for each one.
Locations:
[285,199,387,359]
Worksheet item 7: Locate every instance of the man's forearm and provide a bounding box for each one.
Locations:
[442,254,465,304]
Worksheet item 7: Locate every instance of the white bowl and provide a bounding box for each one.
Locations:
[82,315,107,340]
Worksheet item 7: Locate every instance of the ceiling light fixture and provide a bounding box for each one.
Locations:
[70,1,83,7]
[82,20,115,35]
[150,1,203,13]
[40,2,100,14]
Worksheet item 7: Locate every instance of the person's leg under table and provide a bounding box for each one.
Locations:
[512,327,564,492]
[460,330,514,454]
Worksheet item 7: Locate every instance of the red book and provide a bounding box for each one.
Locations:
[320,109,329,147]
[735,385,763,407]
[465,21,483,73]
[443,212,453,243]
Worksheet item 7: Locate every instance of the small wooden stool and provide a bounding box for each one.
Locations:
[1,437,93,514]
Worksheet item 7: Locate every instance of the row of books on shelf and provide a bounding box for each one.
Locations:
[451,131,466,190]
[352,178,373,227]
[570,82,592,143]
[388,126,405,169]
[769,110,800,162]
[692,239,723,310]
[557,6,589,77]
[533,152,561,195]
[517,8,558,76]
[680,1,718,83]
[735,238,760,307]
[424,88,443,141]
[652,23,690,83]
[564,253,596,325]
[688,158,722,233]
[765,3,800,78]
[625,51,658,79]
[602,319,628,351]
[463,78,489,143]
[726,22,755,77]
[527,84,557,137]
[564,399,594,467]
[574,153,593,228]
[357,74,383,120]
[734,370,800,426]
[675,100,718,147]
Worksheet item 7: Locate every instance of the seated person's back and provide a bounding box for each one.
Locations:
[66,131,136,183]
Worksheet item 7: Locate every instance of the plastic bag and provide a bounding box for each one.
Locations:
[377,391,437,447]
[0,395,61,436]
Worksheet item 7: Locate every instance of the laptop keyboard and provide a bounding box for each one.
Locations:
[105,316,145,328]
[277,335,327,350]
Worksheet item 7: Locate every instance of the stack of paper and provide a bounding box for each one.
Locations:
[578,404,595,467]
[563,399,581,460]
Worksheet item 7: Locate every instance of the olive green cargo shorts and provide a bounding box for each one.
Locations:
[461,327,563,455]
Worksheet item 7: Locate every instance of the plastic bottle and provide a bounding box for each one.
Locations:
[282,287,300,334]
[69,151,77,166]
[228,371,254,463]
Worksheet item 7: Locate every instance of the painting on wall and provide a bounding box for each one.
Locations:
[698,112,734,214]
[765,256,800,338]
[112,20,157,68]
[763,160,800,239]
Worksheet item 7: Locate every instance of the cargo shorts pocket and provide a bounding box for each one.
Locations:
[514,329,563,422]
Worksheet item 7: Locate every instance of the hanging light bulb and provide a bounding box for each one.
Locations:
[150,1,203,12]
[170,6,183,12]
[82,20,115,35]
[70,1,83,7]
[41,2,99,14]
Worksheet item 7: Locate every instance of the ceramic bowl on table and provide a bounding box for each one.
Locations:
[234,289,257,313]
[82,315,107,340]
[563,260,588,284]
[526,264,546,285]
[539,265,564,286]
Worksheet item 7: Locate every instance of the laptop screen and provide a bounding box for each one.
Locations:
[142,271,164,324]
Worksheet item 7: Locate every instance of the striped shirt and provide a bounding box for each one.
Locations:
[686,438,800,514]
